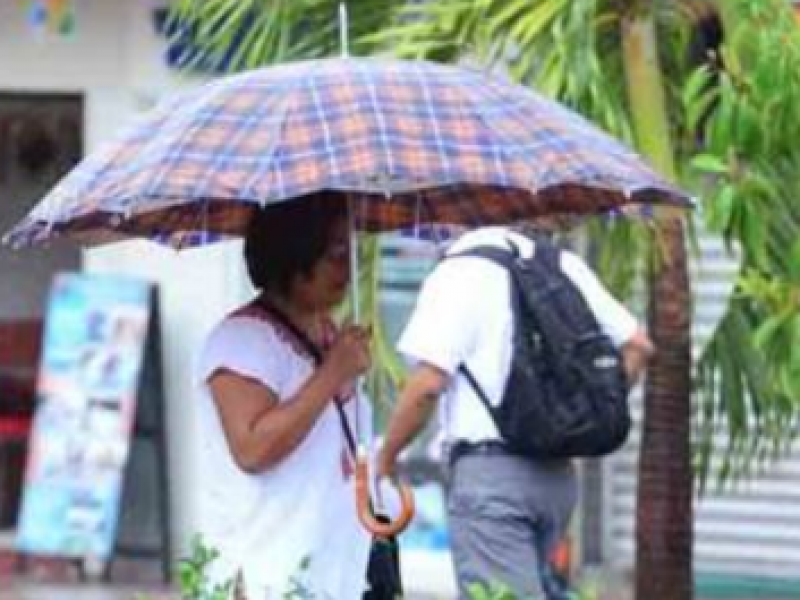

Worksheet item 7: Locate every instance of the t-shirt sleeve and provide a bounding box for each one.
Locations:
[398,262,486,375]
[560,250,639,348]
[197,317,287,397]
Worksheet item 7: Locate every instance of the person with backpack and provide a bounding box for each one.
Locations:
[377,225,654,600]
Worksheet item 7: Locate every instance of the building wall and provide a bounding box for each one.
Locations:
[0,0,245,558]
[0,0,130,149]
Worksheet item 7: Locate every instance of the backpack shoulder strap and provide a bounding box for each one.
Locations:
[445,236,565,291]
[442,241,521,425]
[528,234,560,272]
[458,363,496,421]
[444,243,516,270]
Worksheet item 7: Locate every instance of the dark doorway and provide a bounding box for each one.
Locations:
[0,93,83,318]
[0,93,83,540]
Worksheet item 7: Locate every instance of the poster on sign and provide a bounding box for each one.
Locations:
[16,273,152,560]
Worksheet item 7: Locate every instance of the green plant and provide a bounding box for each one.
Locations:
[467,581,520,600]
[135,539,322,600]
[283,556,316,600]
[466,575,600,600]
[177,535,234,600]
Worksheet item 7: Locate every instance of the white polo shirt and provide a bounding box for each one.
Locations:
[398,226,638,444]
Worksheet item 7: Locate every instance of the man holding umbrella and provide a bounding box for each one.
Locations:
[378,225,654,600]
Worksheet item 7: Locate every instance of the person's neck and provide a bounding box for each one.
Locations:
[260,292,322,340]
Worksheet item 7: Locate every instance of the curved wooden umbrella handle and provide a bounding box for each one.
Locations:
[355,454,415,538]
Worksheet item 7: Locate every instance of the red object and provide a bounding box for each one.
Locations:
[551,538,572,576]
[0,320,43,421]
[0,416,32,438]
[0,320,41,531]
[0,321,43,367]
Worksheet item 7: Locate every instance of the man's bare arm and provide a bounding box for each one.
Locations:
[621,327,655,387]
[378,362,449,478]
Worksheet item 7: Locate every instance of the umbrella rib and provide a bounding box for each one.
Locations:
[355,60,395,182]
[456,78,549,199]
[309,68,342,180]
[413,61,452,180]
[243,63,319,203]
[148,86,234,203]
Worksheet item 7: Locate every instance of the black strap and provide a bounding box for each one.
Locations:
[446,239,521,424]
[257,301,402,598]
[447,235,561,423]
[444,244,517,271]
[256,297,358,456]
[444,235,559,271]
[458,363,496,421]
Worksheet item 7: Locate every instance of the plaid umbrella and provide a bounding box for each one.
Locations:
[5,57,691,249]
[3,57,693,538]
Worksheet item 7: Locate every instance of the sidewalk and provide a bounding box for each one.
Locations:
[0,584,440,599]
[0,583,172,600]
[2,556,796,600]
[2,582,798,600]
[0,548,173,600]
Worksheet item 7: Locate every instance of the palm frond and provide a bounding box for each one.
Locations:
[691,0,800,483]
[168,0,398,70]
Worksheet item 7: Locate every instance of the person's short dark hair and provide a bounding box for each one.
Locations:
[244,190,349,295]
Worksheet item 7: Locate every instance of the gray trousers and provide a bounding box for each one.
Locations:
[446,452,577,600]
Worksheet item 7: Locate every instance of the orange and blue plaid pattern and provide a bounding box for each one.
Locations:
[6,58,690,249]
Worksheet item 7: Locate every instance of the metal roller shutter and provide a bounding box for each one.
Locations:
[605,232,800,582]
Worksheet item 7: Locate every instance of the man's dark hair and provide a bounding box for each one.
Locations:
[244,190,348,295]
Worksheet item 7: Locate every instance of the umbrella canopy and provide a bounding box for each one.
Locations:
[5,57,691,249]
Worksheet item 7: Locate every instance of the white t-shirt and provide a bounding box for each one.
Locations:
[195,306,371,600]
[398,226,639,444]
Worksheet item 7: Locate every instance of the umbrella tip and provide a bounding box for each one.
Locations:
[339,3,349,58]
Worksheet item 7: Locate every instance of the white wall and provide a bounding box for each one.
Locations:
[0,0,243,559]
[87,241,248,560]
[0,0,132,150]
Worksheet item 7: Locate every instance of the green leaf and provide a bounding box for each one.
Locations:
[488,0,533,38]
[682,65,714,110]
[691,154,728,175]
[753,312,790,351]
[706,184,736,233]
[510,0,568,47]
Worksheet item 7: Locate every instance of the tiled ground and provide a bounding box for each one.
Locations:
[3,549,793,600]
[0,547,173,599]
[0,584,174,600]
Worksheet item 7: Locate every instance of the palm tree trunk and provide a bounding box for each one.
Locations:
[639,219,694,600]
[621,8,695,600]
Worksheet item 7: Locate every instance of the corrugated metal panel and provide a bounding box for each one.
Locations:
[605,232,800,581]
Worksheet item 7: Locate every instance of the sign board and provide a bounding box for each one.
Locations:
[16,273,152,560]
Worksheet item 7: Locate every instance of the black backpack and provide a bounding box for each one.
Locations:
[451,236,631,459]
